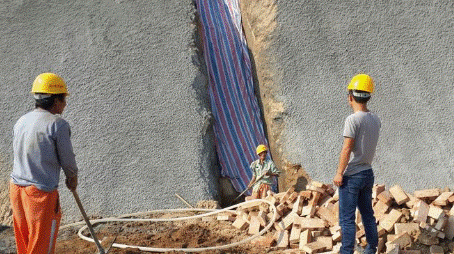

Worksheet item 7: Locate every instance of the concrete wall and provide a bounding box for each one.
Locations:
[0,0,219,222]
[267,1,454,191]
[2,0,454,223]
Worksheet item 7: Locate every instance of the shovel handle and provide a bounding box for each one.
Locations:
[233,172,269,202]
[71,190,106,254]
[233,186,251,202]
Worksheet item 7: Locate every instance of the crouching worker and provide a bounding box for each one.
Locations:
[10,73,78,254]
[247,144,280,199]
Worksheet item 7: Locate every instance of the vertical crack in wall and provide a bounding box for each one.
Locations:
[239,0,310,192]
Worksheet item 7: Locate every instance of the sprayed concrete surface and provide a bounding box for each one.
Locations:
[266,1,454,191]
[0,0,219,222]
[1,0,454,225]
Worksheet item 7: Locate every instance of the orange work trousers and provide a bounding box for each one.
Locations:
[9,182,62,254]
[251,183,271,199]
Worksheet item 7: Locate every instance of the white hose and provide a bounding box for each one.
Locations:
[64,199,277,252]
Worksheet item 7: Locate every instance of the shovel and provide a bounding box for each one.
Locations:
[232,171,268,203]
[71,190,115,254]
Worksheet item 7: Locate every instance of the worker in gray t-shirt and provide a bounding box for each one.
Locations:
[10,73,78,254]
[333,74,381,254]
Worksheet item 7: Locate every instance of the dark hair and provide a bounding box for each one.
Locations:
[35,94,66,110]
[349,90,370,104]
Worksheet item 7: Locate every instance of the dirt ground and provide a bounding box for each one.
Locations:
[2,214,454,254]
[0,211,276,254]
[1,203,453,254]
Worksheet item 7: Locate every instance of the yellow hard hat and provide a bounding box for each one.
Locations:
[31,73,69,95]
[347,74,374,93]
[256,144,268,155]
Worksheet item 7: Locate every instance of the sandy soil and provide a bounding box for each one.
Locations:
[0,211,274,254]
[1,208,453,254]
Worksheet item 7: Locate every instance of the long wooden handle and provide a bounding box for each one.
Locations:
[233,186,252,202]
[233,172,268,202]
[71,190,106,254]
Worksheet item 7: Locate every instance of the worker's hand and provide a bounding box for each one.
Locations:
[333,173,343,187]
[66,175,78,191]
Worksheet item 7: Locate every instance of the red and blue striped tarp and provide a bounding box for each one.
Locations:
[196,0,269,193]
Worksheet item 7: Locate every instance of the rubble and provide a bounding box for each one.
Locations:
[220,181,454,253]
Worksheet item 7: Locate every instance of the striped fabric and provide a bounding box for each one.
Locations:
[196,0,269,193]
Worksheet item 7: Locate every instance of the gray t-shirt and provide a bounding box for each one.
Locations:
[342,111,381,176]
[11,108,78,192]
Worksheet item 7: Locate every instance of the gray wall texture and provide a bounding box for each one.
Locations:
[2,0,454,222]
[0,0,219,221]
[271,1,454,192]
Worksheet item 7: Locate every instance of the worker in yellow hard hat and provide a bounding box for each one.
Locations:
[333,74,381,254]
[247,144,280,199]
[10,73,78,254]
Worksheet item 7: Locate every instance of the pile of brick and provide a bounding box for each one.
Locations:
[217,181,454,254]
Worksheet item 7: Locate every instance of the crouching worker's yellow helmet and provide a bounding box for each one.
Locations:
[31,73,69,95]
[256,144,268,155]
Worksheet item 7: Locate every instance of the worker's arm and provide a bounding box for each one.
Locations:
[248,175,257,189]
[65,176,78,191]
[55,120,78,191]
[333,137,354,187]
[266,161,280,176]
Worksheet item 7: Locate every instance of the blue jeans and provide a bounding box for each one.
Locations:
[339,169,378,254]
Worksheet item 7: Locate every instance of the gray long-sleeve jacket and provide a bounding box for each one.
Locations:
[11,108,78,192]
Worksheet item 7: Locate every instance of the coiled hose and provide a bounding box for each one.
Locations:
[61,199,277,252]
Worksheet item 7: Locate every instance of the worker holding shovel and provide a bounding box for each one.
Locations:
[247,144,280,199]
[10,73,78,254]
[333,74,381,254]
